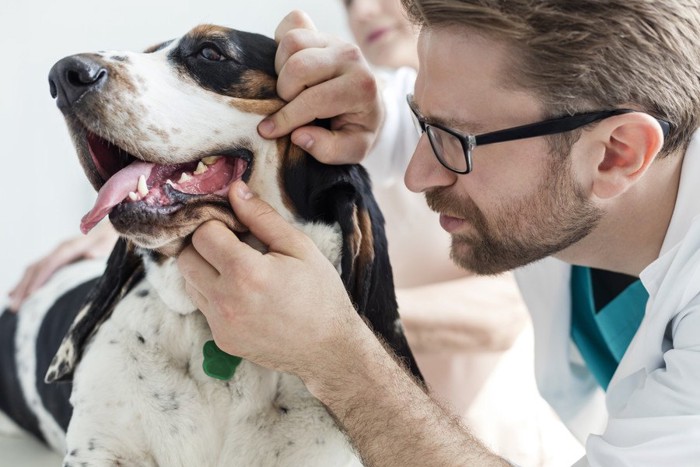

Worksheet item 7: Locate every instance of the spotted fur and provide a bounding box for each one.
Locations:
[0,24,422,466]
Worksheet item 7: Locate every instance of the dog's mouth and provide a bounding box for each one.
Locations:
[81,131,250,234]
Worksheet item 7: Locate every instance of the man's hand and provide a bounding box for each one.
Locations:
[257,10,384,165]
[177,184,506,467]
[177,181,362,379]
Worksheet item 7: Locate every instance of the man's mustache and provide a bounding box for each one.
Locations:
[425,188,479,222]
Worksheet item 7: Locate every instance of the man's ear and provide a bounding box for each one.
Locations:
[590,112,665,199]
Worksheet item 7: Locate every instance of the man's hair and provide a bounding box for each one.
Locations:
[401,0,700,157]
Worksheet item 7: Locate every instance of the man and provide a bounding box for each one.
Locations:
[177,1,700,465]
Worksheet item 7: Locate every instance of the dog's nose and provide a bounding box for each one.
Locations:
[49,55,107,110]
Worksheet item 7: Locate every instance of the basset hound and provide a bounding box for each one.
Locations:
[0,24,422,466]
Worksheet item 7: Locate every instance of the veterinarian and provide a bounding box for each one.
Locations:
[179,1,700,465]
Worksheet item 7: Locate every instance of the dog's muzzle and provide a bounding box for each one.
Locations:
[47,52,252,240]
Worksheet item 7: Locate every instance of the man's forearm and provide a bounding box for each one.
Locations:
[305,321,510,467]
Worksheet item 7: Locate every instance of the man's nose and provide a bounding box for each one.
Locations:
[49,54,107,110]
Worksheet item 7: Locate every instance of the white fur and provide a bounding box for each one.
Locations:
[91,43,269,166]
[299,222,343,275]
[58,218,351,465]
[141,253,197,314]
[64,260,361,466]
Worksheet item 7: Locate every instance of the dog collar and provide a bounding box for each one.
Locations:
[202,340,242,380]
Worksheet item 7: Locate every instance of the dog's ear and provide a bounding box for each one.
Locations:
[282,143,423,382]
[45,238,144,383]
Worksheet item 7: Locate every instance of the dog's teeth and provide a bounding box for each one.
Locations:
[179,172,192,183]
[194,161,208,175]
[128,191,139,201]
[166,179,174,186]
[137,175,149,197]
[202,156,221,165]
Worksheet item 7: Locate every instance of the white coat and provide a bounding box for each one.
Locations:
[515,131,700,466]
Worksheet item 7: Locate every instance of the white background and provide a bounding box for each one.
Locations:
[0,0,351,299]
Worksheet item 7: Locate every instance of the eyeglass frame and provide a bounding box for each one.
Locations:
[406,93,672,175]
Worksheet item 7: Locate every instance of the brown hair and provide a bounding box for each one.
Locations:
[401,0,700,157]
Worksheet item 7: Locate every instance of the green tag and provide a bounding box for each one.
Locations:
[202,340,243,380]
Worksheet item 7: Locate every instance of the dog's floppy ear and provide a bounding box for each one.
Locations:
[45,238,144,383]
[282,143,423,382]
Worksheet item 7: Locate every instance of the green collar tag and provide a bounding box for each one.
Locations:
[202,340,243,380]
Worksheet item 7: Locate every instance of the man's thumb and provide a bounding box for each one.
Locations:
[227,181,305,256]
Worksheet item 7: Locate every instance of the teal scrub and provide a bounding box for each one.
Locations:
[570,266,648,390]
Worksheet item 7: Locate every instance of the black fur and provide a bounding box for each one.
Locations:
[282,144,424,383]
[46,238,144,383]
[171,27,278,99]
[0,309,44,440]
[0,278,99,439]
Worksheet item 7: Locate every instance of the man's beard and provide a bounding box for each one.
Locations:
[425,156,602,275]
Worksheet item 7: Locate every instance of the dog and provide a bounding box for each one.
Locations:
[0,24,423,466]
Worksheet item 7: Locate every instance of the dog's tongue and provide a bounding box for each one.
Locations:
[81,161,155,234]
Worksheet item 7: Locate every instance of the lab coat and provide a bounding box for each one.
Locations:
[515,131,700,466]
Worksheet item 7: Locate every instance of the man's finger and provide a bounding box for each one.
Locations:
[260,78,357,142]
[274,73,380,162]
[273,11,318,82]
[184,280,209,313]
[259,83,320,139]
[262,44,372,141]
[291,125,373,165]
[189,220,254,273]
[274,10,317,45]
[275,40,342,102]
[227,181,308,258]
[177,244,220,293]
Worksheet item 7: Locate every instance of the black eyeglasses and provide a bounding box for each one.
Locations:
[406,93,671,174]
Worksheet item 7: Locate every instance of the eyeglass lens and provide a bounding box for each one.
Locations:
[427,127,468,173]
[409,108,469,173]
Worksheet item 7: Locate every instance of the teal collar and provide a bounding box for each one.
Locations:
[570,266,648,389]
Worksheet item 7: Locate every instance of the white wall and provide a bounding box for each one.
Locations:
[0,0,352,299]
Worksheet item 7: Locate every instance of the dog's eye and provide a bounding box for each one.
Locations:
[199,46,225,62]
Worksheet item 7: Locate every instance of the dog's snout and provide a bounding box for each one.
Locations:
[49,55,107,110]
